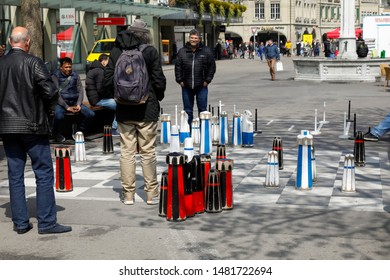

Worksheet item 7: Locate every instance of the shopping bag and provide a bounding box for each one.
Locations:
[276,61,283,71]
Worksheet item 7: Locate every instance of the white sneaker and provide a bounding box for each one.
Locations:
[123,193,134,205]
[123,199,134,205]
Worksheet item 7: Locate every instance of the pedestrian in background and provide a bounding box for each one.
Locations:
[103,19,166,205]
[0,26,72,234]
[85,53,118,135]
[264,39,280,81]
[175,29,216,126]
[51,57,95,143]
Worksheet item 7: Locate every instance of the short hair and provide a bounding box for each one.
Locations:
[10,27,31,44]
[98,54,109,62]
[189,29,200,37]
[60,57,72,66]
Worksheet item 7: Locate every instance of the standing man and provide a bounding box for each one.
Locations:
[103,19,166,205]
[264,39,280,81]
[0,26,72,234]
[51,57,95,142]
[175,29,216,125]
[85,54,118,135]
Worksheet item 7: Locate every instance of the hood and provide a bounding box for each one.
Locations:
[89,60,104,70]
[115,30,143,50]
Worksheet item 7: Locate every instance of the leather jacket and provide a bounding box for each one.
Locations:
[0,48,58,135]
[175,42,216,90]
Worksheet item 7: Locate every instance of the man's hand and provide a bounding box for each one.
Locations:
[67,105,80,113]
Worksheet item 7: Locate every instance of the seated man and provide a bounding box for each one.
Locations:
[85,54,118,135]
[364,113,390,142]
[51,57,95,142]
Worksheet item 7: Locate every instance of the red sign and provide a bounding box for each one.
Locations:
[96,17,126,26]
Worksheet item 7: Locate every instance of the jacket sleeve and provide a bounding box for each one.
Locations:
[34,58,58,114]
[174,49,183,84]
[145,46,166,101]
[76,76,84,105]
[205,47,216,84]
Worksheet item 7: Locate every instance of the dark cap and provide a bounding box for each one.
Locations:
[129,19,149,33]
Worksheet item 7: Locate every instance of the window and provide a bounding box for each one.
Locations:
[270,3,280,19]
[255,2,265,19]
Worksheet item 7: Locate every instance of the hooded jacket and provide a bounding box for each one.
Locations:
[103,30,166,122]
[85,60,110,106]
[175,42,216,90]
[0,48,58,135]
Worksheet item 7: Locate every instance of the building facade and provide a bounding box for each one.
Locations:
[226,0,388,49]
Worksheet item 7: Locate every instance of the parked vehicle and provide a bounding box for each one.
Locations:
[85,38,115,72]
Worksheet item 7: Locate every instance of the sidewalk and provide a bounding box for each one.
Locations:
[1,57,390,260]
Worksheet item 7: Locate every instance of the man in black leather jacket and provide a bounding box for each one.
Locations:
[175,29,216,126]
[0,26,72,235]
[103,19,166,205]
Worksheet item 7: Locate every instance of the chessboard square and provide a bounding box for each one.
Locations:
[234,192,280,205]
[92,179,121,189]
[78,187,121,200]
[53,187,89,198]
[331,187,382,198]
[329,196,383,211]
[72,171,117,180]
[277,194,330,206]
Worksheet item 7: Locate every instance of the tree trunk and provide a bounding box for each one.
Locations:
[21,0,42,59]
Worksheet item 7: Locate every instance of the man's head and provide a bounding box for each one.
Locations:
[9,26,31,52]
[98,54,109,66]
[189,29,201,49]
[128,19,151,44]
[59,57,73,76]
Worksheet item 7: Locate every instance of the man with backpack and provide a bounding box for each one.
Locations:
[103,19,166,206]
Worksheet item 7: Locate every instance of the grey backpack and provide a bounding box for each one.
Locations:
[114,44,150,105]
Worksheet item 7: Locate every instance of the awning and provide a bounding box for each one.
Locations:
[327,27,363,39]
[56,27,73,41]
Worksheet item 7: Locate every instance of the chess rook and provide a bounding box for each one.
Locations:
[184,161,195,218]
[205,169,222,213]
[216,144,227,161]
[191,118,200,145]
[354,131,365,167]
[74,131,87,162]
[272,137,284,170]
[192,155,204,214]
[200,111,212,155]
[265,150,279,188]
[159,171,168,217]
[219,111,229,145]
[211,115,220,145]
[55,147,73,192]
[242,110,254,147]
[179,110,190,143]
[232,112,242,147]
[216,159,234,210]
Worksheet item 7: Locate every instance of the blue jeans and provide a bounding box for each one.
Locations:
[181,86,208,125]
[371,112,390,137]
[52,104,95,134]
[2,134,57,231]
[96,98,117,130]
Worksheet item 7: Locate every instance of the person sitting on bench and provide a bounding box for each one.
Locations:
[51,57,95,143]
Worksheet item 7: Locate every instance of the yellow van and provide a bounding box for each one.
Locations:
[86,38,115,72]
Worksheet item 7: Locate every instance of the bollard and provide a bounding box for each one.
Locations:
[272,137,284,170]
[342,154,356,192]
[166,152,187,222]
[55,147,73,192]
[160,114,171,144]
[211,115,220,145]
[169,125,180,153]
[296,134,313,190]
[74,132,87,162]
[242,110,254,147]
[103,125,114,154]
[216,144,226,161]
[200,111,212,155]
[158,171,168,217]
[205,169,222,213]
[179,110,190,143]
[191,118,200,146]
[216,159,234,210]
[354,131,365,167]
[219,111,229,145]
[232,112,242,147]
[264,151,279,188]
[192,155,204,214]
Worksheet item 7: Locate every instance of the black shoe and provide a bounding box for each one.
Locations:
[363,132,379,142]
[38,223,72,234]
[13,223,33,234]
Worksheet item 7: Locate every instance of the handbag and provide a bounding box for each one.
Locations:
[276,61,283,71]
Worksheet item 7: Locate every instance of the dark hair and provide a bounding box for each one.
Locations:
[189,29,200,37]
[98,54,109,62]
[59,57,72,66]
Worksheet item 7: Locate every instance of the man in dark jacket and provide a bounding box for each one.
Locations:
[174,29,216,125]
[51,57,95,142]
[264,39,280,81]
[85,54,118,135]
[103,19,166,205]
[0,26,71,234]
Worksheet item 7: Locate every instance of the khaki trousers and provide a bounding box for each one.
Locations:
[118,120,159,200]
[267,58,277,80]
